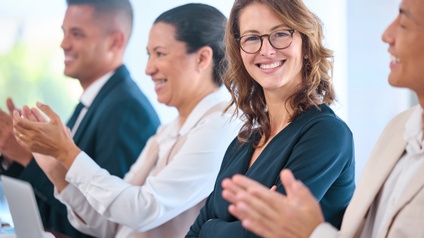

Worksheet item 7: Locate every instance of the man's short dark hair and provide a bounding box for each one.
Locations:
[66,0,133,37]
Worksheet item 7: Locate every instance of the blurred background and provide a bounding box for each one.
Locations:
[0,0,410,186]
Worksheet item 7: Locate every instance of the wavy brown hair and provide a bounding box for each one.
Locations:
[223,0,335,146]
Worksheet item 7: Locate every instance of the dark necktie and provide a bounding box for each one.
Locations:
[66,102,84,129]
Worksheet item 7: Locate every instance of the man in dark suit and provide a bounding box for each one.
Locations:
[0,0,160,237]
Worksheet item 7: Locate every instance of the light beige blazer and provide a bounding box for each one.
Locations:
[314,106,424,237]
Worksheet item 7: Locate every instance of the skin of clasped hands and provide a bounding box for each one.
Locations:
[12,102,81,188]
[221,169,325,238]
[0,98,33,166]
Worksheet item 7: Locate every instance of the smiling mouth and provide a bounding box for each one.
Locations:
[390,55,400,63]
[257,60,285,69]
[64,55,76,64]
[65,56,74,60]
[154,79,167,86]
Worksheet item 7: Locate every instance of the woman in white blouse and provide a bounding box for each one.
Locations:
[12,3,240,238]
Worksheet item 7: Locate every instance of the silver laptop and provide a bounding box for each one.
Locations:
[1,175,54,238]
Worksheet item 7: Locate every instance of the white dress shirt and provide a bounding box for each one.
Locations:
[55,91,241,238]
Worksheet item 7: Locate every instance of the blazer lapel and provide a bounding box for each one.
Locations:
[394,163,424,209]
[73,65,128,143]
[341,123,407,237]
[378,162,424,238]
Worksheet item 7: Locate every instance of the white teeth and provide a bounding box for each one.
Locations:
[259,61,282,69]
[390,55,400,63]
[154,80,166,86]
[64,56,75,61]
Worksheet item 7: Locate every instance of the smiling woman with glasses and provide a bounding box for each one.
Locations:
[186,0,355,237]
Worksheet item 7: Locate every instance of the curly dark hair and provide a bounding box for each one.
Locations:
[224,0,335,147]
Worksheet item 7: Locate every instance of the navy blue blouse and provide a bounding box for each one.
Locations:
[186,104,355,237]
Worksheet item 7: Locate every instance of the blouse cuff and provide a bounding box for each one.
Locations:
[65,151,101,188]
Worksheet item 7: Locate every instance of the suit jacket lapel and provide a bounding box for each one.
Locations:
[73,65,129,143]
[378,162,424,238]
[341,120,408,237]
[394,163,424,209]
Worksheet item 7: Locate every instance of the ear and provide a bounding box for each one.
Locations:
[195,46,213,72]
[108,31,126,52]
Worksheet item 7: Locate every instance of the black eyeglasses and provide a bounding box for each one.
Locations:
[236,29,296,54]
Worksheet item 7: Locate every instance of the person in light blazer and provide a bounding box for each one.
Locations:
[221,0,424,237]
